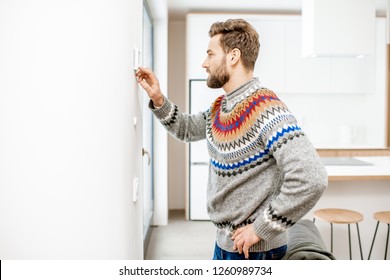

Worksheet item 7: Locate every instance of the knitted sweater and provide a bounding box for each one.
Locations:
[150,78,328,253]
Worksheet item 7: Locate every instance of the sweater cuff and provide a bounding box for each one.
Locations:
[253,208,288,241]
[148,96,172,119]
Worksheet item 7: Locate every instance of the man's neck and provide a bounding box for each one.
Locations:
[223,71,254,94]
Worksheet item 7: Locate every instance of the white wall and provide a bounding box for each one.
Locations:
[0,0,145,259]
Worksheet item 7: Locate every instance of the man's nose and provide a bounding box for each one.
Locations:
[202,58,208,68]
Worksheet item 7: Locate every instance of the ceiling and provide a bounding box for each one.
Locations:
[167,0,388,20]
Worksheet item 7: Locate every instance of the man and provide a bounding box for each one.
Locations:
[136,19,327,260]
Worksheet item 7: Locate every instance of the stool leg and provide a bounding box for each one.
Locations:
[385,224,389,260]
[368,221,380,260]
[356,223,363,260]
[330,223,333,253]
[348,224,352,260]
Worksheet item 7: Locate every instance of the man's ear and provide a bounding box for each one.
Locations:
[228,48,241,65]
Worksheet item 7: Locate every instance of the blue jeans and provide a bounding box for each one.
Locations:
[212,243,287,260]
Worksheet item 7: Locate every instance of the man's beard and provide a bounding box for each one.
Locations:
[206,60,230,89]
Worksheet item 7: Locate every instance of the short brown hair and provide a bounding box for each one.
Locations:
[209,19,260,71]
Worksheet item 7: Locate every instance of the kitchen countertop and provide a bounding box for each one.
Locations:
[323,156,390,181]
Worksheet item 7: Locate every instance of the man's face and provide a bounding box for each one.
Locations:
[202,34,230,89]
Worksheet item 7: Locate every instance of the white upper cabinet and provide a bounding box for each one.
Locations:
[301,0,376,57]
[284,19,331,94]
[284,19,369,94]
[187,14,381,95]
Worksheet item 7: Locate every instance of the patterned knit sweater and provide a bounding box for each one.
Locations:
[150,78,327,252]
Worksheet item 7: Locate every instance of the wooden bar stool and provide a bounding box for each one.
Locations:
[367,211,390,260]
[313,208,364,260]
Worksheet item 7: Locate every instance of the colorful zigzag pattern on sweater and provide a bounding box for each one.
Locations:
[206,87,304,177]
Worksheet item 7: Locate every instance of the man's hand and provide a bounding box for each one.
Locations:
[135,67,164,107]
[231,224,261,259]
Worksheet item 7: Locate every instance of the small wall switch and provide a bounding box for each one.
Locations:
[133,177,139,202]
[133,117,137,128]
[133,48,141,71]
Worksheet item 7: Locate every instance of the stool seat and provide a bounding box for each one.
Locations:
[313,208,364,259]
[373,211,390,224]
[314,208,364,224]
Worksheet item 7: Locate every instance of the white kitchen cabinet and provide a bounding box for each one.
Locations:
[189,165,209,220]
[251,19,286,93]
[284,19,370,94]
[284,19,331,94]
[301,0,376,57]
[187,14,381,94]
[330,58,369,94]
[188,79,223,220]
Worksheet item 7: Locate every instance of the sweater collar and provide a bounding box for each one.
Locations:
[225,77,262,110]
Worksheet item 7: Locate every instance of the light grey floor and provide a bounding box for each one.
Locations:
[145,210,216,260]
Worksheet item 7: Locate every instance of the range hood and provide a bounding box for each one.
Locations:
[302,0,376,58]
